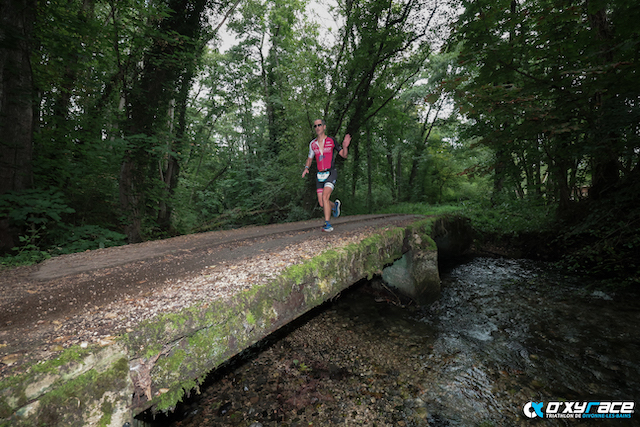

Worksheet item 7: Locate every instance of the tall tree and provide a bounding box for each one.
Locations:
[446,0,640,211]
[119,0,210,242]
[0,0,36,194]
[325,0,441,135]
[320,0,444,204]
[0,0,36,251]
[216,0,329,216]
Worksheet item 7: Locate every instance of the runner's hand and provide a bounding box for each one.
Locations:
[343,134,351,148]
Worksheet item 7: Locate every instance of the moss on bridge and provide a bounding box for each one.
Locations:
[1,216,445,426]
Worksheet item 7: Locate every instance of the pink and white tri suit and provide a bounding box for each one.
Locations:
[308,136,342,193]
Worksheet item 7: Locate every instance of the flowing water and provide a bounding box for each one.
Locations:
[149,257,639,426]
[411,257,639,426]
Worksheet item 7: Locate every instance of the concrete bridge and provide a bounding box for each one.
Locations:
[0,214,472,426]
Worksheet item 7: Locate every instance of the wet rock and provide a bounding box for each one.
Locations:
[217,401,232,416]
[382,250,440,306]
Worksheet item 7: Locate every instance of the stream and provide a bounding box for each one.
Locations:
[144,257,639,426]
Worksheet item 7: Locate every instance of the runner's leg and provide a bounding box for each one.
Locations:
[322,185,334,223]
[316,177,326,210]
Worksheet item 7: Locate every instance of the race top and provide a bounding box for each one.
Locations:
[308,136,343,171]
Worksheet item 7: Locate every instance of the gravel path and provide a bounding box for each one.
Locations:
[1,215,419,382]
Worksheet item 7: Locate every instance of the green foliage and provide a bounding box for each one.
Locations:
[0,189,75,227]
[446,0,640,208]
[327,0,439,133]
[434,0,640,285]
[380,194,639,288]
[553,188,640,286]
[284,205,311,223]
[52,225,127,255]
[377,199,555,238]
[0,189,72,266]
[11,0,462,247]
[457,196,555,237]
[379,197,554,238]
[6,0,634,291]
[376,202,464,217]
[1,235,52,267]
[0,189,125,267]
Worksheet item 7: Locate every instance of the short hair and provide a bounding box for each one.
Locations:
[314,119,326,126]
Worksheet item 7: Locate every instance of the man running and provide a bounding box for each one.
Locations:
[302,119,351,232]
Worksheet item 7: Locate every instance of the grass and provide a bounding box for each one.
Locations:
[375,197,555,237]
[376,202,464,217]
[377,196,639,288]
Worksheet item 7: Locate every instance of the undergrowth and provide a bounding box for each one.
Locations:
[0,189,126,269]
[378,197,555,237]
[552,187,640,287]
[378,195,639,289]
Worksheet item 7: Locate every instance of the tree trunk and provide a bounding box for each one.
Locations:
[0,0,36,194]
[386,153,395,202]
[492,149,507,202]
[396,151,402,202]
[553,161,571,215]
[587,6,620,199]
[407,141,425,203]
[366,124,372,213]
[119,157,143,243]
[350,136,360,199]
[158,65,196,232]
[119,0,208,242]
[0,0,36,252]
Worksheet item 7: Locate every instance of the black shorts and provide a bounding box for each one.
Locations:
[316,169,338,193]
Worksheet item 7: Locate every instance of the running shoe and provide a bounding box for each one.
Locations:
[333,199,341,218]
[322,222,334,232]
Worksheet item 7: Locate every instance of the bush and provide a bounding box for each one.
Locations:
[0,188,75,232]
[0,189,75,262]
[52,224,127,255]
[376,202,463,217]
[553,187,640,286]
[0,188,126,267]
[457,196,554,237]
[285,205,311,223]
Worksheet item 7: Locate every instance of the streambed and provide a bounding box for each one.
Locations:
[144,257,639,426]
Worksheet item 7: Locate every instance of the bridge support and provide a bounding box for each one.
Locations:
[382,249,440,306]
[381,215,472,306]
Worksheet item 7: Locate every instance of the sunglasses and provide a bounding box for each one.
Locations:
[313,123,324,128]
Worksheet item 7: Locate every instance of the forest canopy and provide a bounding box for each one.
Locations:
[1,0,638,278]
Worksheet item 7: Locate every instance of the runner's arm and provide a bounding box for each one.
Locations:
[302,156,313,177]
[339,134,351,158]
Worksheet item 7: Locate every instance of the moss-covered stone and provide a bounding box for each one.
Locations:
[2,349,132,427]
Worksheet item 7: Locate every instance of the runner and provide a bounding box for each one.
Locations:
[301,119,351,232]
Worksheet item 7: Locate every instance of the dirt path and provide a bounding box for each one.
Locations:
[0,214,419,377]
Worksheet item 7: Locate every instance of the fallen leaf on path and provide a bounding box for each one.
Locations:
[99,337,115,347]
[1,354,21,365]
